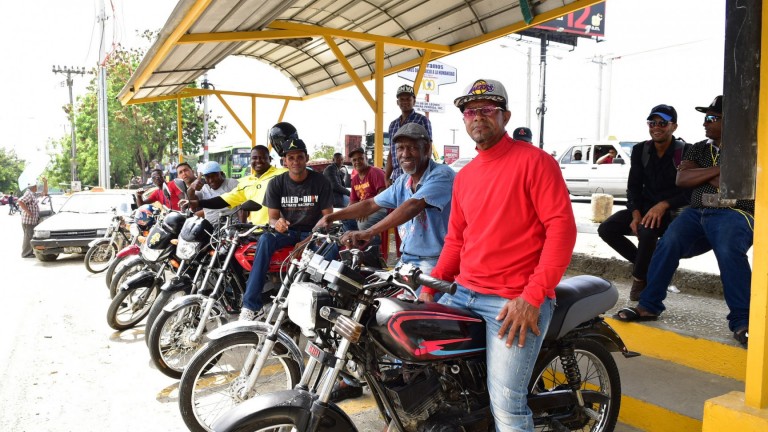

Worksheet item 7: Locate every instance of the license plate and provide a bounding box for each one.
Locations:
[64,247,82,254]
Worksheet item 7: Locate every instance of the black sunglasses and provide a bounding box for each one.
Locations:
[647,120,670,128]
[704,115,722,123]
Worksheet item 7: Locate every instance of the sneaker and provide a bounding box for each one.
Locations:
[238,307,265,321]
[629,279,646,301]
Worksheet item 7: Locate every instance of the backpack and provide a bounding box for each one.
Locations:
[641,139,686,168]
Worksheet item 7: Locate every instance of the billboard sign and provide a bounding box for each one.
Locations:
[444,145,460,165]
[414,100,446,113]
[536,2,605,38]
[398,61,458,89]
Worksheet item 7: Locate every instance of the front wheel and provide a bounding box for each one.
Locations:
[109,258,145,299]
[179,331,302,432]
[105,254,132,289]
[147,301,226,379]
[145,289,187,344]
[529,339,621,432]
[106,284,158,330]
[85,240,117,273]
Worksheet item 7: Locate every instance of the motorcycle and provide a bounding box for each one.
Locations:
[105,204,160,295]
[146,201,295,379]
[105,211,186,330]
[177,225,357,432]
[212,261,638,432]
[85,208,133,274]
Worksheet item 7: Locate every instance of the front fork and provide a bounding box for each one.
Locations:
[191,236,240,342]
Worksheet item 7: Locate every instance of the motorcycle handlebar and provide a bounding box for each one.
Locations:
[414,272,457,295]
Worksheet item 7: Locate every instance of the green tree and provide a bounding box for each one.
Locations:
[0,148,25,194]
[311,144,336,160]
[48,32,221,188]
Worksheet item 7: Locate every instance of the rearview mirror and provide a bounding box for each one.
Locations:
[173,178,188,199]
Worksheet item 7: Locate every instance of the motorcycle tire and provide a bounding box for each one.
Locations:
[105,254,132,289]
[109,258,146,299]
[179,331,302,432]
[528,339,621,432]
[145,289,187,346]
[106,284,158,331]
[147,302,226,379]
[85,239,117,274]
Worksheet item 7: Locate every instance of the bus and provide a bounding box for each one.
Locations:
[203,145,252,179]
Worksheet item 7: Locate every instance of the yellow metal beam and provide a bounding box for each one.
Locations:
[177,96,183,163]
[215,93,252,139]
[324,36,376,111]
[278,100,290,122]
[744,0,768,408]
[125,88,302,105]
[412,51,432,98]
[119,0,212,105]
[270,20,451,53]
[374,42,384,168]
[251,96,257,148]
[178,29,315,44]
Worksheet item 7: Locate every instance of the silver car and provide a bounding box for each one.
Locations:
[557,141,636,197]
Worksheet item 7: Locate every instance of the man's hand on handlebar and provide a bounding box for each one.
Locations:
[314,215,332,231]
[340,230,372,249]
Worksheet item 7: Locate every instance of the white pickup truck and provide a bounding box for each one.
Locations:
[557,141,637,197]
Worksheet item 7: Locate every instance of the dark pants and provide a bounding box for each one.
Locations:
[597,208,672,280]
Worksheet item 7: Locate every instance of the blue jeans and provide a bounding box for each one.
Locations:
[439,286,554,431]
[640,207,754,331]
[400,254,439,299]
[242,231,306,311]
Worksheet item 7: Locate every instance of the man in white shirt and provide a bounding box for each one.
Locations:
[191,161,239,223]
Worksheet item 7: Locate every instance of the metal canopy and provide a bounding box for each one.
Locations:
[118,0,599,105]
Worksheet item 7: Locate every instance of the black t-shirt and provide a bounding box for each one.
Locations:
[264,170,333,231]
[684,139,755,214]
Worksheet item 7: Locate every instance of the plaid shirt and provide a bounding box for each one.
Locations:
[388,111,432,180]
[18,190,40,225]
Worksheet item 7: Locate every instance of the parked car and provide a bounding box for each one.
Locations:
[557,141,637,197]
[449,157,475,172]
[30,189,136,262]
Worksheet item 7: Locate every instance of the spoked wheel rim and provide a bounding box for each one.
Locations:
[87,243,116,272]
[530,344,618,432]
[158,305,222,373]
[185,337,298,431]
[114,287,157,326]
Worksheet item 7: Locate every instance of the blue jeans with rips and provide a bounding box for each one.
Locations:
[639,207,754,331]
[439,285,555,431]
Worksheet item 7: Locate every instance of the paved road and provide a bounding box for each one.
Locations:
[0,203,650,432]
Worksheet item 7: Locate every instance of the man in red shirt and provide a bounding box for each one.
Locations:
[136,163,195,210]
[420,78,576,431]
[348,147,387,233]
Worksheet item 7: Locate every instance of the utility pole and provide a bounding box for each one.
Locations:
[201,75,213,163]
[449,128,458,145]
[52,65,86,186]
[535,34,548,150]
[97,0,110,188]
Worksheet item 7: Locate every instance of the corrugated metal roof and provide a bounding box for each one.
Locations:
[119,0,596,104]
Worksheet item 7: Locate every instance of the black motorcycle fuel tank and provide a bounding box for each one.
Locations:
[368,298,486,362]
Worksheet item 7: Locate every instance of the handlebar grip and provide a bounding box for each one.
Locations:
[415,273,456,295]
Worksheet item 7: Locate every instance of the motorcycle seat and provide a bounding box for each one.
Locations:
[546,275,618,340]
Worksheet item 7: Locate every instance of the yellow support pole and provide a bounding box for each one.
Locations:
[215,93,252,139]
[412,51,432,98]
[251,96,257,148]
[374,42,384,169]
[177,96,183,163]
[702,2,768,429]
[278,99,290,122]
[324,36,376,111]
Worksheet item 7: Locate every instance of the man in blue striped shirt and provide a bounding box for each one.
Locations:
[385,84,432,185]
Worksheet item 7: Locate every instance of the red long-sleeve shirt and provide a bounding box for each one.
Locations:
[427,134,576,307]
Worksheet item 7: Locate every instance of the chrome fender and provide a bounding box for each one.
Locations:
[206,321,305,374]
[88,238,110,248]
[163,294,206,313]
[212,389,357,432]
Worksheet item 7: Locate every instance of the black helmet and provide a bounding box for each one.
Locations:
[180,216,214,243]
[269,122,299,157]
[161,211,187,236]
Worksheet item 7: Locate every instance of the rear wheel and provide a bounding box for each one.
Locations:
[106,284,158,330]
[529,339,621,432]
[179,331,302,432]
[85,240,117,273]
[147,301,226,379]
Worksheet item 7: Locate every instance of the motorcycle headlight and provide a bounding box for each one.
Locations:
[141,241,163,262]
[176,238,199,260]
[287,282,333,332]
[34,230,51,239]
[129,224,139,237]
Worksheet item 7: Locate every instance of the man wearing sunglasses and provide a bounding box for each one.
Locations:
[615,96,755,348]
[420,78,576,431]
[598,104,691,301]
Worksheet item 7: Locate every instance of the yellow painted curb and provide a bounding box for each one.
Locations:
[606,317,746,382]
[620,393,702,431]
[703,391,768,432]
